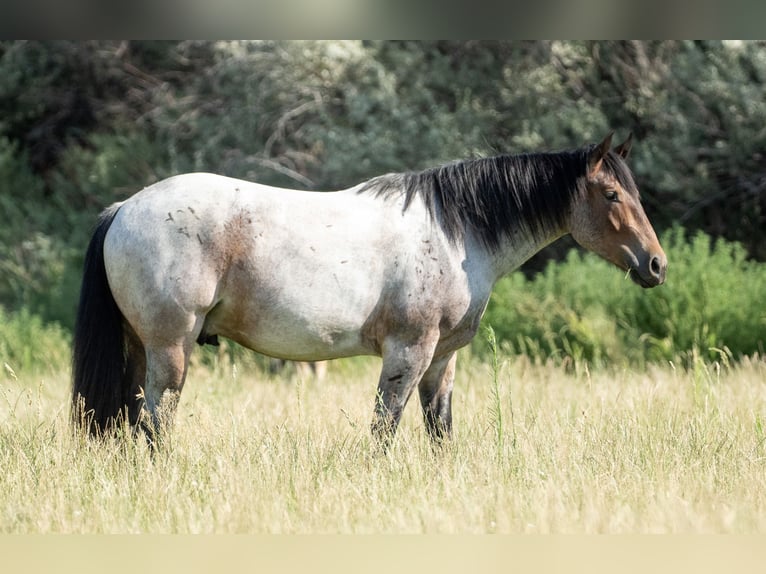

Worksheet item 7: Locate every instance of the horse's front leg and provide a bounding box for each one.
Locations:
[418,351,456,443]
[371,335,438,448]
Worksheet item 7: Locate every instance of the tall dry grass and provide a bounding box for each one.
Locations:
[2,350,766,533]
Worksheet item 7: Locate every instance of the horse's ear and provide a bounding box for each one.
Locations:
[614,132,633,159]
[587,132,613,176]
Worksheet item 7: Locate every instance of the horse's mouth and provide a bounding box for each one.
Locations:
[627,268,657,289]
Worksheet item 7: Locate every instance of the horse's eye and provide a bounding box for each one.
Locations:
[605,190,619,202]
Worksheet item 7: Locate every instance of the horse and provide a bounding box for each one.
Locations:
[71,132,667,445]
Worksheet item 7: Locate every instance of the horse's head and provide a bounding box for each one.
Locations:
[569,133,667,288]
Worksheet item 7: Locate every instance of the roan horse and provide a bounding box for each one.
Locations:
[72,133,666,445]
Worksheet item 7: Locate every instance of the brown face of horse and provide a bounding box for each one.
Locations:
[569,133,667,288]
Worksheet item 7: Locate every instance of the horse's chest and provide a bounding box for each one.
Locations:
[433,292,490,352]
[400,265,491,352]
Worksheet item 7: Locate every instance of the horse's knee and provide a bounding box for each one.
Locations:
[372,384,408,437]
[371,373,420,449]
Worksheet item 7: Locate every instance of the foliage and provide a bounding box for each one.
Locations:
[0,307,70,374]
[479,228,766,367]
[0,137,75,323]
[1,40,765,367]
[578,41,766,259]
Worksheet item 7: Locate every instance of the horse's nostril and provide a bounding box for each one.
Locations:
[650,256,663,277]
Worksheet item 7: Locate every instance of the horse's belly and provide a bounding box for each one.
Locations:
[204,276,378,361]
[213,310,372,361]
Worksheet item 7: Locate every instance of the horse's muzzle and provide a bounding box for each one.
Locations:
[629,253,667,288]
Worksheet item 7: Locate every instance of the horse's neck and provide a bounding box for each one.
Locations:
[483,224,568,280]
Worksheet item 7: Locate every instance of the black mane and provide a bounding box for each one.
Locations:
[360,146,637,251]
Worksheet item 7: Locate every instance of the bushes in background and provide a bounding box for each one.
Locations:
[1,41,765,370]
[0,307,70,374]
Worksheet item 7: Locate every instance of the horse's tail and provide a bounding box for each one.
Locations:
[71,203,139,436]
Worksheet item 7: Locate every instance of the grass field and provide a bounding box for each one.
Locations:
[2,349,766,533]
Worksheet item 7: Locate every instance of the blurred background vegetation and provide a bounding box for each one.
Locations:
[0,40,764,371]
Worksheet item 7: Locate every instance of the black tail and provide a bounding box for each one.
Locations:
[71,204,137,436]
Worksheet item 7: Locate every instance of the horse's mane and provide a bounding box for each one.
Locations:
[359,146,638,250]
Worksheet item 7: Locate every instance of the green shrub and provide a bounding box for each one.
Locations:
[1,132,168,328]
[478,227,766,367]
[0,138,76,325]
[0,307,70,374]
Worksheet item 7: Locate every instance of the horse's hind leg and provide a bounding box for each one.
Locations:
[124,327,147,427]
[418,352,456,443]
[140,340,193,445]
